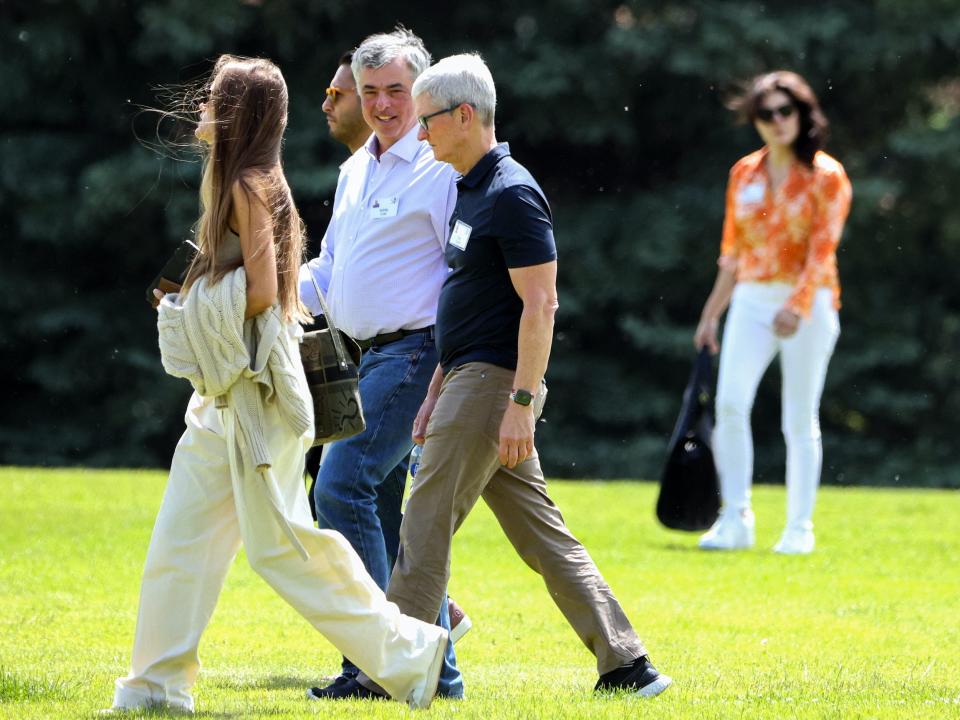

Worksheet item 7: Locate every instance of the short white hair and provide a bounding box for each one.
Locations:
[412,53,496,127]
[352,27,431,84]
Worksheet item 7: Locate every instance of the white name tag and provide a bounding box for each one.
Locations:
[369,196,399,219]
[449,220,472,251]
[737,182,766,206]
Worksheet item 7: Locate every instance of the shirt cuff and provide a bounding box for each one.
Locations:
[784,286,813,318]
[298,264,323,317]
[717,255,738,272]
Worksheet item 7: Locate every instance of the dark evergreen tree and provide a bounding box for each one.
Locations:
[1,1,957,486]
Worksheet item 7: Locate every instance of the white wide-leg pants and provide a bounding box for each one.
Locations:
[113,392,444,711]
[713,282,840,531]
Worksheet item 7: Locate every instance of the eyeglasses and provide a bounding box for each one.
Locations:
[756,103,796,123]
[417,105,460,131]
[325,86,353,103]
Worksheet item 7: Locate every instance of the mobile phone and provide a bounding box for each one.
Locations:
[146,239,199,306]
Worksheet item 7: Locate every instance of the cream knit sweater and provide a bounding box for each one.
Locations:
[158,267,312,460]
[157,268,314,559]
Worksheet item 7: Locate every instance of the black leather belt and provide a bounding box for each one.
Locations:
[355,325,434,352]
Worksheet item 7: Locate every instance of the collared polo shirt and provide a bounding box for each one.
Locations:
[436,143,557,373]
[299,124,457,340]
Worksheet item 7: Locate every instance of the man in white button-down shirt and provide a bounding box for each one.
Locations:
[300,28,463,701]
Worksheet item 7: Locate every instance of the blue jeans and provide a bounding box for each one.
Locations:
[313,332,463,698]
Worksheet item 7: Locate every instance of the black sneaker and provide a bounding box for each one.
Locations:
[594,656,673,697]
[307,673,351,697]
[306,676,387,701]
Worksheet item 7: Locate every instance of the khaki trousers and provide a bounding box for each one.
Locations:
[113,392,445,711]
[387,363,646,674]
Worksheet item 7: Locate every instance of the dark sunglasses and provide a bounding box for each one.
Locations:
[756,103,796,123]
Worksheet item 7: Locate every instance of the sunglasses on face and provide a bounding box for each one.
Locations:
[325,86,353,103]
[756,103,796,123]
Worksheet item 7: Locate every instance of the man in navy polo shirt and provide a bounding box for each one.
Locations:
[357,53,673,698]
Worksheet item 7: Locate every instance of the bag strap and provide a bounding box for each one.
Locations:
[308,270,351,372]
[693,347,712,389]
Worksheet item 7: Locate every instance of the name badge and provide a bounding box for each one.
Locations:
[369,196,399,219]
[737,182,765,206]
[449,220,472,251]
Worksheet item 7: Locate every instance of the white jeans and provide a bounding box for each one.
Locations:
[113,392,444,712]
[713,283,839,531]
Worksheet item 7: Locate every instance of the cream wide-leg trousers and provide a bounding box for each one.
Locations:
[113,392,445,712]
[713,282,840,531]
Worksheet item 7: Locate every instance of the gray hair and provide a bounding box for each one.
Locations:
[351,27,431,84]
[411,53,496,127]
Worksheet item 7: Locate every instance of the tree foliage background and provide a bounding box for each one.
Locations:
[2,0,958,487]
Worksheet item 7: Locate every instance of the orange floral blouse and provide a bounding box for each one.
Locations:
[719,148,852,317]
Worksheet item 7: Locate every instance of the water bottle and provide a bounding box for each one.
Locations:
[409,444,423,478]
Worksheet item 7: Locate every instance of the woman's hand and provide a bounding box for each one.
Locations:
[773,308,800,337]
[694,317,720,354]
[152,288,164,310]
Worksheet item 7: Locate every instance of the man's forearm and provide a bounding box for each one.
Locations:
[513,299,557,395]
[426,363,444,398]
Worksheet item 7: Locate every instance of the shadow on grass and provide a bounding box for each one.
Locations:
[660,542,702,552]
[192,712,289,719]
[94,707,291,718]
[105,712,235,719]
[210,674,335,691]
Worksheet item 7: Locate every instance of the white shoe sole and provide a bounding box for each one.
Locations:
[450,614,472,644]
[773,530,815,554]
[406,631,449,710]
[635,674,673,698]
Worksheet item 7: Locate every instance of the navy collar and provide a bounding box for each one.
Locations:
[458,142,511,189]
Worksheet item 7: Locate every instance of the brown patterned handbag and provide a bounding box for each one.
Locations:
[299,274,365,447]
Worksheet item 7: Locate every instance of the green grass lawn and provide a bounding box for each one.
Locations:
[0,466,958,719]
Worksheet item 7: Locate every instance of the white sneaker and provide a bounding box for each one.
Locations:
[448,598,472,644]
[698,509,755,550]
[773,527,815,554]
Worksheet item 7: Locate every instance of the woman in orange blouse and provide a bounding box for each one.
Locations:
[694,71,852,555]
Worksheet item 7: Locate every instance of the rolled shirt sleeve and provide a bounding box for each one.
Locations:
[718,166,740,271]
[299,232,333,317]
[785,163,852,317]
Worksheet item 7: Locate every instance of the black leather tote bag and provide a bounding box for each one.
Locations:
[656,348,721,531]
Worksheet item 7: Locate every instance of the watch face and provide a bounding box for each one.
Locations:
[512,389,533,406]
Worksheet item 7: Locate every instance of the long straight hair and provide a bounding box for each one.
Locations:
[183,55,308,322]
[729,71,830,167]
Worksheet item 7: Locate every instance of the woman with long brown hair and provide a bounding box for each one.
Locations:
[694,71,852,555]
[108,56,447,713]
